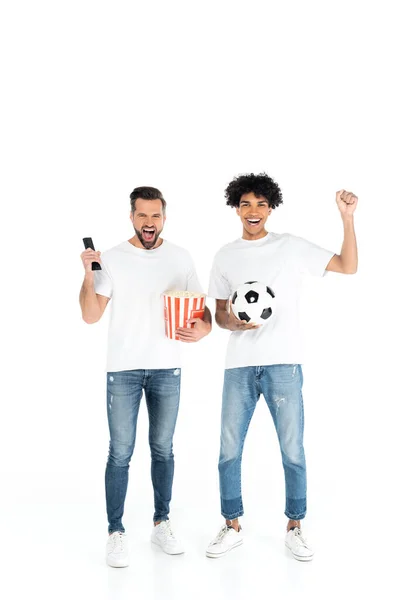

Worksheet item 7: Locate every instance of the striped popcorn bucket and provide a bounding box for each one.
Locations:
[163,290,206,340]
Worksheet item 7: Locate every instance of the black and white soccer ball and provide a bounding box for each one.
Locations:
[231,281,276,326]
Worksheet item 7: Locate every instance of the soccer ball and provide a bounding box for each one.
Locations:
[231,281,276,326]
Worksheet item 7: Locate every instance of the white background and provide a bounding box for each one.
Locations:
[0,1,399,598]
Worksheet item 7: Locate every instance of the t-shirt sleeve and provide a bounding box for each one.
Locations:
[93,258,113,298]
[208,255,231,299]
[291,235,336,278]
[185,254,204,294]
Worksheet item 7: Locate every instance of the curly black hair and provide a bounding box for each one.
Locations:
[225,172,283,209]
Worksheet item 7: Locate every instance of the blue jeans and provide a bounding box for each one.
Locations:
[105,368,181,533]
[219,365,306,521]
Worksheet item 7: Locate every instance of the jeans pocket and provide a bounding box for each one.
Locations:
[272,364,301,384]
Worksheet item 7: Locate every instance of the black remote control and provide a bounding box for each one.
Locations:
[82,237,102,270]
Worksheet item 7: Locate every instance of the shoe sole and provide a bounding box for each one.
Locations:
[151,540,185,555]
[285,543,314,562]
[206,539,243,558]
[106,557,129,568]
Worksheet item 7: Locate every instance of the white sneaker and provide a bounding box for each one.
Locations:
[106,531,129,567]
[151,520,185,555]
[206,524,244,558]
[285,527,314,561]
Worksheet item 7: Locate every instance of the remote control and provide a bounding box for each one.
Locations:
[82,237,102,270]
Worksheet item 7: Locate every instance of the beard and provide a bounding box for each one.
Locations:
[134,227,161,250]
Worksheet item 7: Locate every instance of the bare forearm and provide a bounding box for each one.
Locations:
[79,276,101,323]
[203,306,212,326]
[214,299,259,332]
[216,308,230,329]
[339,216,358,274]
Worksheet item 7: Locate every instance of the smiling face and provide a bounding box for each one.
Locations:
[236,192,272,240]
[129,198,165,249]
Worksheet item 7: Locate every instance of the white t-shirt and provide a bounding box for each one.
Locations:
[94,240,203,372]
[208,232,335,369]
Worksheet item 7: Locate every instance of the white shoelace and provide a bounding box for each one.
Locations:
[211,525,230,545]
[109,531,125,552]
[158,521,175,540]
[293,528,310,549]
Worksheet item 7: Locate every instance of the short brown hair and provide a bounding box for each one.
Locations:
[129,186,166,214]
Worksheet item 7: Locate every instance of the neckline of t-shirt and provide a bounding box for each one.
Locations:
[123,239,166,254]
[238,232,275,244]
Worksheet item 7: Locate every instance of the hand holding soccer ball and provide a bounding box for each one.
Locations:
[230,281,276,328]
[224,300,262,331]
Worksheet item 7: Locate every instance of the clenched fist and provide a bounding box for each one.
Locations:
[336,189,358,218]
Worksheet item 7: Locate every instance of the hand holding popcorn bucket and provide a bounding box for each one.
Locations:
[163,290,206,340]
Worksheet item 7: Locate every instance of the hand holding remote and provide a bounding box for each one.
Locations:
[81,237,102,273]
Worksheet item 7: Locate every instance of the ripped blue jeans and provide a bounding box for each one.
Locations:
[218,365,306,521]
[105,368,181,533]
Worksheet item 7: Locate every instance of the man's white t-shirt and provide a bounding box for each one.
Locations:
[94,240,203,372]
[208,232,335,369]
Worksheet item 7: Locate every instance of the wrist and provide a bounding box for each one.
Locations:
[225,313,235,330]
[341,214,354,224]
[84,272,95,285]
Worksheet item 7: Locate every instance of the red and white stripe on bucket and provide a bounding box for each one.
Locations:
[163,291,206,340]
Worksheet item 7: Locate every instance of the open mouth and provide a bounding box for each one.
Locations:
[142,227,156,242]
[246,218,261,227]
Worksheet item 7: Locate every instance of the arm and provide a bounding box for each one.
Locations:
[215,299,260,331]
[79,277,110,324]
[203,305,212,326]
[326,190,358,274]
[175,304,212,343]
[215,299,231,329]
[79,249,110,324]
